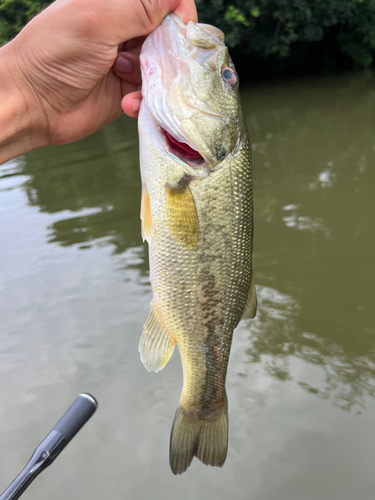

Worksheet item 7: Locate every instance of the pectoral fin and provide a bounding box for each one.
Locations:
[141,187,152,243]
[241,274,257,320]
[139,303,176,372]
[166,178,199,249]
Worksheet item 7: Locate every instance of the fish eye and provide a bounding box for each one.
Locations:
[222,67,238,87]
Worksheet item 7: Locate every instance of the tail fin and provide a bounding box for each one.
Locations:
[169,398,228,475]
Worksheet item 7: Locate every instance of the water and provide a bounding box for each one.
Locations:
[1,73,374,499]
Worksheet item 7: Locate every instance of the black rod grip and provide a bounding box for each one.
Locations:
[0,393,98,500]
[52,393,98,444]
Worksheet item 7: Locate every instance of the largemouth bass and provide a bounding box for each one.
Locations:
[138,14,256,475]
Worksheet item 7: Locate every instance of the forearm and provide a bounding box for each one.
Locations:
[0,43,47,165]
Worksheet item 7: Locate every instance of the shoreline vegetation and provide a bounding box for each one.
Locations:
[1,0,375,76]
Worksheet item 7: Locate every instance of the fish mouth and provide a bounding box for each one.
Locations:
[163,130,202,160]
[161,127,208,172]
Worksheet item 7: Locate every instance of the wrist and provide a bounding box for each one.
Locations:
[0,41,49,165]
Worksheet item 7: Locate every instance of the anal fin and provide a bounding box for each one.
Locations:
[139,303,176,372]
[241,274,257,320]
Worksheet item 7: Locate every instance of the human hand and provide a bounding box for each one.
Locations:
[0,0,197,158]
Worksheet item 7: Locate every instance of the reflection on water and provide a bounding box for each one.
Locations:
[246,285,375,412]
[1,73,375,499]
[23,117,143,254]
[241,74,375,413]
[281,205,329,235]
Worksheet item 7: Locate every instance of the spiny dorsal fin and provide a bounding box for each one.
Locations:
[166,178,199,250]
[241,274,257,320]
[139,303,176,372]
[140,187,152,243]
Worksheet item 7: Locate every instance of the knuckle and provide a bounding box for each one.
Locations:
[139,0,164,28]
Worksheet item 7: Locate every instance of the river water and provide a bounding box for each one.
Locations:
[1,73,374,499]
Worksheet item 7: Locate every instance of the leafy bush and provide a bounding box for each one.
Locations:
[196,0,375,70]
[0,0,49,43]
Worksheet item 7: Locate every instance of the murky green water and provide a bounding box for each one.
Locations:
[1,73,374,499]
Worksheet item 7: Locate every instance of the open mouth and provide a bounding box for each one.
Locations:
[163,129,204,164]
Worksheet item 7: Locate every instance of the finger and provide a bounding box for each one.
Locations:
[114,52,142,84]
[118,42,126,53]
[122,91,142,118]
[123,36,147,54]
[121,78,141,102]
[120,76,141,97]
[84,0,191,45]
[173,0,198,24]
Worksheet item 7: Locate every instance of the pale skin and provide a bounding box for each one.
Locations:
[0,0,197,165]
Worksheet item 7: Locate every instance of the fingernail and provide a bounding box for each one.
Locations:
[132,99,141,113]
[116,55,133,73]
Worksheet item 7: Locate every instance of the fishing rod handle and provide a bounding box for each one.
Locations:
[52,393,98,444]
[0,393,98,500]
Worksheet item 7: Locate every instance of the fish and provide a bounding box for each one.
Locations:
[138,14,256,475]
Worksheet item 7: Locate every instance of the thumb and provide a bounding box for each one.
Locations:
[74,0,198,45]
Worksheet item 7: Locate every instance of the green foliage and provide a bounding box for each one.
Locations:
[224,5,249,26]
[337,0,375,66]
[196,0,375,69]
[1,0,375,71]
[0,0,52,44]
